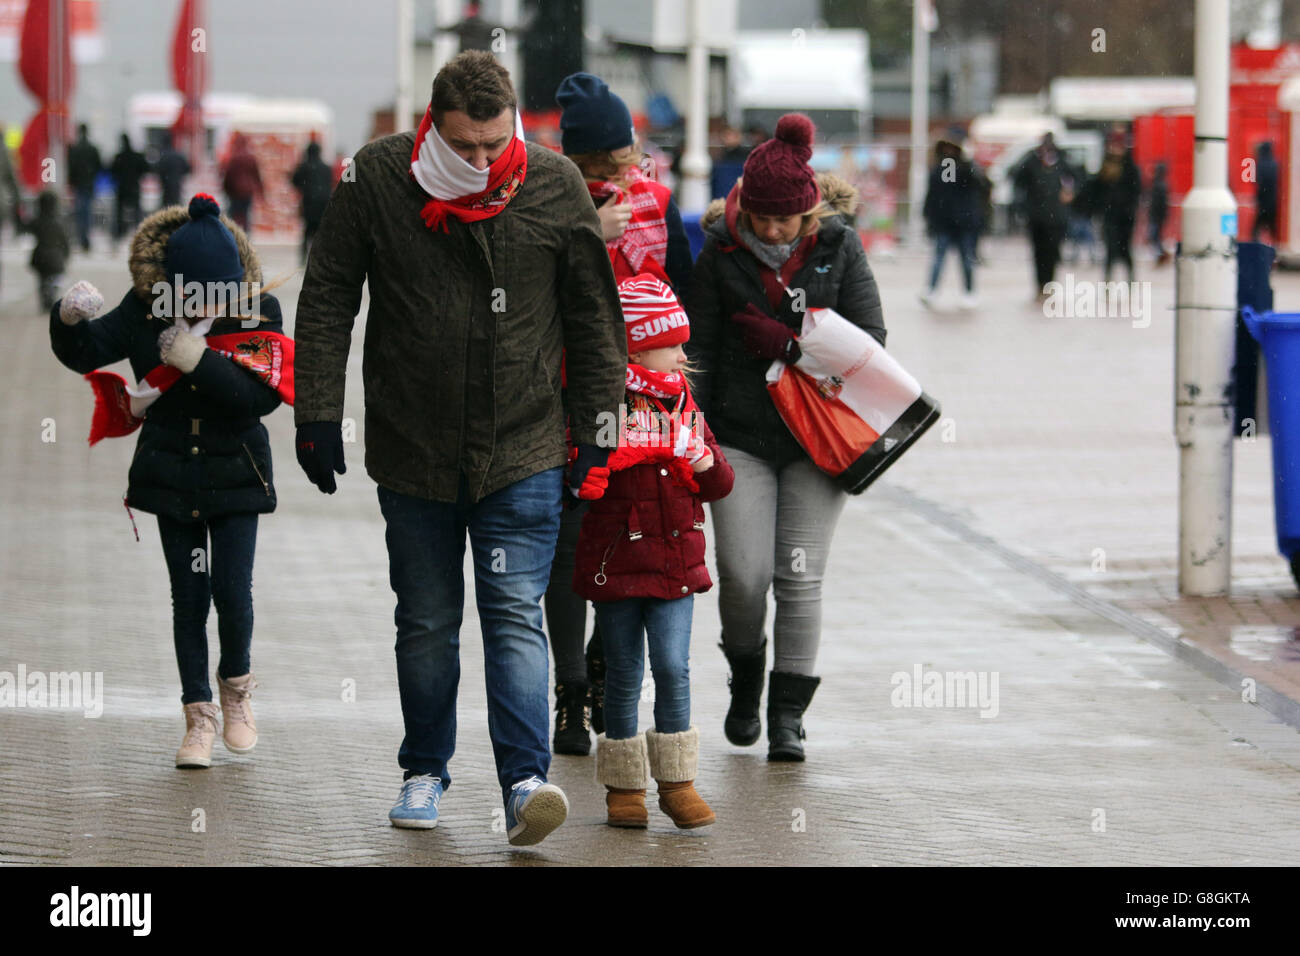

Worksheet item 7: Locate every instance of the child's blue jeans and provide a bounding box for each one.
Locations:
[593,595,694,739]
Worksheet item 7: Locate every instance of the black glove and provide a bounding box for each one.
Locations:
[568,443,612,501]
[296,422,346,494]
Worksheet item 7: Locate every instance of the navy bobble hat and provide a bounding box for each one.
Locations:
[556,72,635,155]
[165,194,244,286]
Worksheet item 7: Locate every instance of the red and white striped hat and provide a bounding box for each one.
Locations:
[618,273,690,352]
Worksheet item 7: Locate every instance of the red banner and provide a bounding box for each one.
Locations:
[17,0,74,190]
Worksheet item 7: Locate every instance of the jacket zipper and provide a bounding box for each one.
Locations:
[242,443,271,495]
[594,525,628,586]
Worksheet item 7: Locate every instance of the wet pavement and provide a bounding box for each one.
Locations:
[2,230,1299,866]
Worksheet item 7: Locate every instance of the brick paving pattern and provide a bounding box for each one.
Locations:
[2,235,1298,865]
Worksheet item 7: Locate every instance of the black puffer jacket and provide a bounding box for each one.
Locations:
[684,174,886,468]
[50,206,283,522]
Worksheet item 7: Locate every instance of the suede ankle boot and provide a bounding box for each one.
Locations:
[645,726,715,828]
[596,733,648,827]
[176,701,220,768]
[218,673,258,753]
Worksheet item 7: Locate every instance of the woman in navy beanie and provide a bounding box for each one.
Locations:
[543,72,694,757]
[49,194,292,770]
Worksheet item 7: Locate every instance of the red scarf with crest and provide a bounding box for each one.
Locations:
[83,330,294,446]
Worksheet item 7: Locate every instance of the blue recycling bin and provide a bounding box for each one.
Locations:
[1242,305,1300,572]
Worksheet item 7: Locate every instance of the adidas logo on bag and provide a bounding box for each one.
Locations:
[882,437,898,451]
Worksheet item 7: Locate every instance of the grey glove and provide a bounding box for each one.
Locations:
[58,280,104,325]
[157,325,207,373]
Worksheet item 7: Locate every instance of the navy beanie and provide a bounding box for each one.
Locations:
[556,72,634,155]
[165,194,243,286]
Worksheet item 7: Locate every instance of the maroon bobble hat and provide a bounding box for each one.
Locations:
[739,113,820,217]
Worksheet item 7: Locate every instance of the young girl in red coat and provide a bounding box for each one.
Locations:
[573,274,734,829]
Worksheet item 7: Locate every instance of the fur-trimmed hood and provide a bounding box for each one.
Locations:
[700,171,858,231]
[128,204,263,306]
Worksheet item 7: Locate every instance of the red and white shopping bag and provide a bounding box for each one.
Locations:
[766,306,941,494]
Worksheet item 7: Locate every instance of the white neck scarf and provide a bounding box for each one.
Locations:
[411,109,525,201]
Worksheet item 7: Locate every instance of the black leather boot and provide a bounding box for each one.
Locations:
[552,681,592,756]
[767,672,821,762]
[720,639,767,746]
[585,624,605,736]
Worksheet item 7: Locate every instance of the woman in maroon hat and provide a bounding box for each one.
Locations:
[685,113,886,762]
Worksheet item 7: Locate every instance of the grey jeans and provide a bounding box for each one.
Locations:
[709,444,848,676]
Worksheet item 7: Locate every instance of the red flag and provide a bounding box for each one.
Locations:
[17,0,76,191]
[171,0,207,144]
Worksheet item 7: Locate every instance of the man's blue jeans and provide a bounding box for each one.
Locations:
[377,468,563,800]
[593,595,694,740]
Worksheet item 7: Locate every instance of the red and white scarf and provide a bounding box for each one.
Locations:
[409,106,528,233]
[588,165,670,283]
[83,316,294,446]
[607,363,708,490]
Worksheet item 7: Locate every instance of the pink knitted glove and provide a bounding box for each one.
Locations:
[59,280,104,325]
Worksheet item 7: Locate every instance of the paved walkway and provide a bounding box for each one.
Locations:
[2,232,1298,865]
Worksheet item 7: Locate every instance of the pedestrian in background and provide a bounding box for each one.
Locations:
[0,132,20,289]
[920,129,981,310]
[687,114,885,762]
[49,194,291,770]
[575,274,733,830]
[110,133,150,246]
[222,132,263,232]
[29,190,70,310]
[1078,129,1142,283]
[1013,132,1077,299]
[155,131,192,209]
[543,71,696,758]
[289,139,333,265]
[67,123,102,253]
[1147,160,1170,266]
[1252,141,1279,244]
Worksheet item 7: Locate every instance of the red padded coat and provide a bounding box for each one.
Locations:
[572,404,733,603]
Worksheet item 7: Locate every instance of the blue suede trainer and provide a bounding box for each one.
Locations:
[505,776,569,846]
[389,774,443,829]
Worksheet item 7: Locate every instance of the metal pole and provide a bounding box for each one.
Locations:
[50,0,65,178]
[499,0,521,91]
[678,0,711,215]
[396,0,414,133]
[1176,0,1238,596]
[907,0,930,247]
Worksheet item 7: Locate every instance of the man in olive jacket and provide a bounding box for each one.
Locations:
[293,52,625,845]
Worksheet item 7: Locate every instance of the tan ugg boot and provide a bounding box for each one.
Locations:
[645,726,716,829]
[595,733,649,828]
[176,701,220,768]
[218,673,258,753]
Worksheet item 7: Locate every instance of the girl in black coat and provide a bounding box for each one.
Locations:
[50,194,289,769]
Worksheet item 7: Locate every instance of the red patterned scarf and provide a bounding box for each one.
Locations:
[409,106,528,233]
[84,330,294,446]
[607,363,708,490]
[588,165,670,282]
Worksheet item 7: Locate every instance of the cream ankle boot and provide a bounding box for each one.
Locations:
[595,733,650,828]
[176,701,220,768]
[218,673,258,753]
